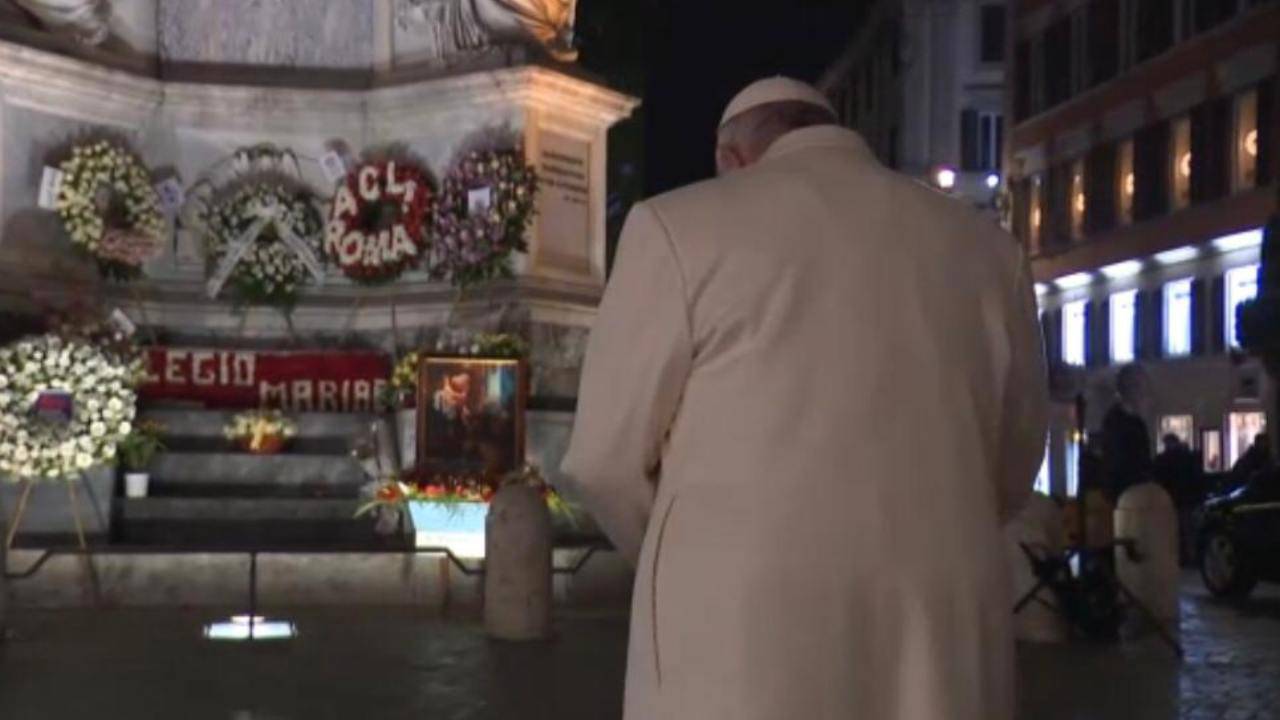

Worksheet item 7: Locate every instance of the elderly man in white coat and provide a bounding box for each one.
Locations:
[560,77,1048,720]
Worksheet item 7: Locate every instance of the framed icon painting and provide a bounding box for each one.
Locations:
[415,356,527,480]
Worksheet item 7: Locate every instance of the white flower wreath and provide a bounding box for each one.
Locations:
[203,183,324,308]
[0,334,139,481]
[55,141,165,279]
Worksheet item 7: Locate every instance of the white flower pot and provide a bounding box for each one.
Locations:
[396,408,417,470]
[124,472,149,498]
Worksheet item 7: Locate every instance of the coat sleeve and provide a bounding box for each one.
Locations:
[998,250,1050,523]
[559,203,694,566]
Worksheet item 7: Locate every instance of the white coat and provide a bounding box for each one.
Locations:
[560,125,1048,720]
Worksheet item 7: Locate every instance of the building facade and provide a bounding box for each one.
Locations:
[819,0,1010,211]
[1007,0,1279,496]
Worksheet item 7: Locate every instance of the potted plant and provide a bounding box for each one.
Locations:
[223,409,297,454]
[116,421,165,498]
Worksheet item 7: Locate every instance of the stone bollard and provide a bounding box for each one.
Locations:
[1006,494,1068,643]
[484,484,552,641]
[1114,483,1180,636]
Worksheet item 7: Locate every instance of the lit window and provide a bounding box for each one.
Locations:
[1118,139,1135,224]
[1159,415,1194,447]
[1029,176,1043,253]
[1201,429,1222,472]
[1110,290,1138,363]
[1225,265,1259,348]
[1234,90,1259,191]
[979,112,1004,171]
[1034,434,1051,496]
[1070,159,1086,239]
[1065,433,1080,498]
[1163,278,1193,357]
[1062,300,1088,366]
[1227,411,1267,468]
[1172,117,1191,209]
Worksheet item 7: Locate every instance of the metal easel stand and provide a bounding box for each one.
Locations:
[4,475,103,604]
[1014,541,1183,659]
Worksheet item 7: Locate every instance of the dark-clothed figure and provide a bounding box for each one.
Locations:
[1231,433,1272,488]
[1101,366,1153,503]
[1153,434,1202,563]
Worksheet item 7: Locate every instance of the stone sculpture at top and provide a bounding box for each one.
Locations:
[12,0,109,45]
[397,0,578,62]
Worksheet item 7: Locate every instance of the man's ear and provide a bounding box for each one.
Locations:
[716,145,746,175]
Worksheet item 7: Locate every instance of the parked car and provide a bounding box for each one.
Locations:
[1197,468,1280,598]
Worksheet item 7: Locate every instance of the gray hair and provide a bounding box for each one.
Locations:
[717,100,837,163]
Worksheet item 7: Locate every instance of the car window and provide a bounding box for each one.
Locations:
[1245,472,1280,503]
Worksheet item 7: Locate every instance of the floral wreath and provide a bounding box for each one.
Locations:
[432,148,538,288]
[202,183,324,309]
[0,334,141,481]
[55,141,165,281]
[326,160,434,283]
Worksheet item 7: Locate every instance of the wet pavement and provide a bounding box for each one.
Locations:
[0,573,1277,719]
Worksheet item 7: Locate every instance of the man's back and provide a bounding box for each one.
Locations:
[562,124,1047,720]
[646,126,1035,530]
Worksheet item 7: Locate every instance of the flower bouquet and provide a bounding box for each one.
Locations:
[223,409,297,454]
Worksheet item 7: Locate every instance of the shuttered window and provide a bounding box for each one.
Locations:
[1085,144,1117,234]
[1134,0,1174,63]
[1133,122,1170,221]
[1190,98,1231,204]
[980,5,1006,63]
[1087,0,1120,86]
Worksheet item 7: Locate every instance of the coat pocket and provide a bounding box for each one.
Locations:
[649,492,678,686]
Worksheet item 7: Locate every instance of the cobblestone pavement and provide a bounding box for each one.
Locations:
[0,573,1277,719]
[1018,573,1280,720]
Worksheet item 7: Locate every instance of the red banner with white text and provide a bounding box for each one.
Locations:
[138,348,391,412]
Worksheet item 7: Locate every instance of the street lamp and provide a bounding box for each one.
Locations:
[935,167,957,190]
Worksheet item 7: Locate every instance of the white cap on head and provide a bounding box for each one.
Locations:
[719,76,836,128]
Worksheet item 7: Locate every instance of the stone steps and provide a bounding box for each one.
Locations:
[148,452,368,487]
[158,436,355,455]
[117,498,399,548]
[117,407,395,549]
[140,409,381,440]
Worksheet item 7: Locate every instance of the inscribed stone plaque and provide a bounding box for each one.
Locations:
[537,133,591,274]
[158,0,374,69]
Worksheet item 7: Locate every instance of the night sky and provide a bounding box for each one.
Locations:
[574,0,868,264]
[640,0,867,194]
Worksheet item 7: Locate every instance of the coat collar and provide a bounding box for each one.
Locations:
[759,125,876,165]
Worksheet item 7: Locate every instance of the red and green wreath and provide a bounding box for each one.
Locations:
[325,160,433,283]
[431,149,538,289]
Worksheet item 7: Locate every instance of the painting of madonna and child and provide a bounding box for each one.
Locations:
[415,357,527,481]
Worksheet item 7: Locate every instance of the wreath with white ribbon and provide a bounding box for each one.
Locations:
[432,149,538,288]
[202,183,325,309]
[0,334,138,481]
[325,160,434,283]
[55,141,165,280]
